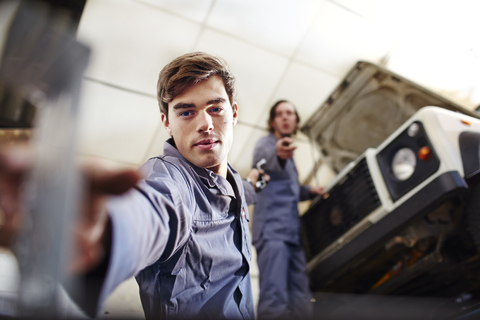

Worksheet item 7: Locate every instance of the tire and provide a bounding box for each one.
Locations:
[466,183,480,252]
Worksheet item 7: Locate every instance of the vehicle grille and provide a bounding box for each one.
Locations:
[301,158,381,261]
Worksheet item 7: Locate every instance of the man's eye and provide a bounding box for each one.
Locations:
[210,107,222,113]
[180,111,192,117]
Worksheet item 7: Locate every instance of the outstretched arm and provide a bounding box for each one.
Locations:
[69,162,140,274]
[0,144,139,272]
[299,184,324,202]
[253,136,297,172]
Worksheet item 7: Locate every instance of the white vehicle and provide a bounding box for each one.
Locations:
[301,62,480,304]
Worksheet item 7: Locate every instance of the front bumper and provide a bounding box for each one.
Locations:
[305,170,469,290]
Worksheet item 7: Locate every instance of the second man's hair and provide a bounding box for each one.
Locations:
[267,100,300,134]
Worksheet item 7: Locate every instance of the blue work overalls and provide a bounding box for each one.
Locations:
[252,133,313,319]
[86,139,256,320]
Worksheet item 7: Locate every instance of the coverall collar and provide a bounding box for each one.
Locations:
[163,138,236,198]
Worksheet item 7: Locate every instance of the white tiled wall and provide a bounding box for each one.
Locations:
[74,0,480,181]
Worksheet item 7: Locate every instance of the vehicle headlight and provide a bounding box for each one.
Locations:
[377,121,439,202]
[392,148,416,180]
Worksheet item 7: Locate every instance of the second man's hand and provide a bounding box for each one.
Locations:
[276,137,296,160]
[309,186,325,196]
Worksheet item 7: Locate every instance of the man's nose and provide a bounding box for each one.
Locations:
[197,111,214,133]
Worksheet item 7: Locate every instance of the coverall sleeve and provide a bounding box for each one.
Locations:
[242,179,257,205]
[73,159,194,316]
[299,185,312,201]
[252,137,284,172]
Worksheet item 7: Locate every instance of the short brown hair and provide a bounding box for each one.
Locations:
[157,52,236,120]
[267,100,300,134]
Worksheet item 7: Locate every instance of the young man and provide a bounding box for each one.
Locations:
[251,100,323,319]
[0,52,265,320]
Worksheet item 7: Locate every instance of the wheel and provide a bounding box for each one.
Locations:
[466,183,480,252]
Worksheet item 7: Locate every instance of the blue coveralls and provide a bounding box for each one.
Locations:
[252,133,313,319]
[81,139,256,320]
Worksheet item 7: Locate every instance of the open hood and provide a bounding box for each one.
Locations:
[301,61,480,173]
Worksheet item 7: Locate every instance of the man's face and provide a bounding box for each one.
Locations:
[271,101,298,138]
[162,75,238,177]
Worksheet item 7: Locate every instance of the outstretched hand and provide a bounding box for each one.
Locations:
[0,145,140,274]
[309,186,325,196]
[276,137,297,160]
[70,163,140,273]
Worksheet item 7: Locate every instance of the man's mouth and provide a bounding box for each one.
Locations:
[194,139,220,150]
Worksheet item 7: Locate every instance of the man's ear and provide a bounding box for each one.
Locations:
[161,113,172,136]
[270,119,276,132]
[232,102,238,126]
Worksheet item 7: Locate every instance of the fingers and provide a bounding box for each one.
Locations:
[0,145,32,248]
[246,168,260,182]
[276,144,297,159]
[281,137,293,146]
[68,229,105,274]
[262,172,271,183]
[71,163,140,272]
[85,165,140,195]
[0,206,22,247]
[310,186,325,196]
[277,137,294,159]
[80,164,139,234]
[0,144,34,173]
[247,168,270,183]
[69,213,109,274]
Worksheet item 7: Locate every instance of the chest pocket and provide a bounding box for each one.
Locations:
[193,201,230,221]
[193,185,232,222]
